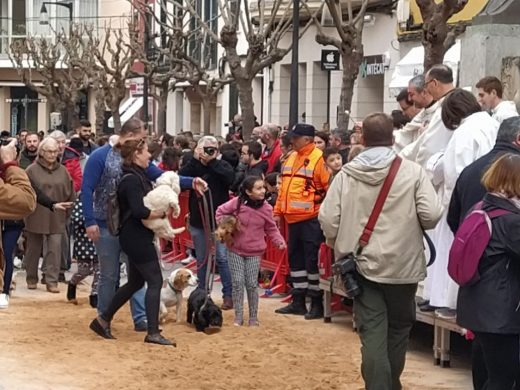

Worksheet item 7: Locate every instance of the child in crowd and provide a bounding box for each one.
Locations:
[216,175,286,327]
[158,147,181,172]
[323,147,343,179]
[265,172,280,207]
[67,200,100,308]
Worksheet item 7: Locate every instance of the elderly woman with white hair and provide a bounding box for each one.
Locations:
[179,135,235,308]
[24,137,75,293]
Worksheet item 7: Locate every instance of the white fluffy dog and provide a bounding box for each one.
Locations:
[142,171,185,240]
[160,268,198,323]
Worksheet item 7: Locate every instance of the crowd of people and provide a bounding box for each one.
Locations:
[1,64,520,388]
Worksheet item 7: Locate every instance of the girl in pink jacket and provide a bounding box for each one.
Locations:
[216,175,286,326]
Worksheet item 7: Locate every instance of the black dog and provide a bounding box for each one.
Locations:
[187,288,223,332]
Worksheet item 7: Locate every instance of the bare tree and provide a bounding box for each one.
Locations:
[176,0,320,140]
[9,27,93,131]
[146,1,233,134]
[416,0,468,70]
[311,0,368,131]
[81,22,146,133]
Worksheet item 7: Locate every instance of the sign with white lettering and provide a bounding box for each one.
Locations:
[360,55,386,78]
[321,50,340,71]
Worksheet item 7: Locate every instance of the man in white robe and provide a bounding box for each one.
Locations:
[399,65,457,312]
[476,76,519,124]
[426,89,499,318]
[400,66,455,168]
[394,75,438,153]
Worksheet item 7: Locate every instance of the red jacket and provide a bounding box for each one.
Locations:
[262,139,282,174]
[61,147,83,192]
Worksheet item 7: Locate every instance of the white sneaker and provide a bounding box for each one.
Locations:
[0,293,9,309]
[13,257,22,269]
[180,255,195,265]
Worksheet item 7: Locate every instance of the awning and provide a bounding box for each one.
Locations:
[388,40,461,97]
[108,97,144,128]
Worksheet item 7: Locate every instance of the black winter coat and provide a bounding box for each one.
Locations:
[457,194,520,334]
[179,156,235,229]
[447,142,520,233]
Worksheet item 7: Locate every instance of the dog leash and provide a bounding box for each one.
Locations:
[197,190,217,310]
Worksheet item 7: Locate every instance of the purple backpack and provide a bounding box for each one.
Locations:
[448,202,509,286]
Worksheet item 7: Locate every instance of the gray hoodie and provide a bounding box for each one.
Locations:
[319,147,443,284]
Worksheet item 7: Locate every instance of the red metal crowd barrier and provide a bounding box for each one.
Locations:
[260,221,290,297]
[318,242,353,313]
[161,191,197,269]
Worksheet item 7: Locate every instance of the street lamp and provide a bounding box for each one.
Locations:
[39,1,73,32]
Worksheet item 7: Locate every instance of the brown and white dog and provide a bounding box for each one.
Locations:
[159,268,198,323]
[215,215,240,244]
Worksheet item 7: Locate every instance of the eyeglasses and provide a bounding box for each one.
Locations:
[42,149,59,154]
[425,78,436,86]
[137,138,146,148]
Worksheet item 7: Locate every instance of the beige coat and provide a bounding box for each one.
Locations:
[25,160,75,234]
[318,147,442,284]
[0,165,37,290]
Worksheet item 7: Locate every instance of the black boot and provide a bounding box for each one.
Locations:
[89,294,98,309]
[275,295,307,315]
[67,282,77,303]
[305,297,324,320]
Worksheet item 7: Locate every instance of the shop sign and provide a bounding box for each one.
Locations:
[360,55,386,78]
[321,50,340,71]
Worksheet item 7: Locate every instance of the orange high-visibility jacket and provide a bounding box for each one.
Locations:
[274,143,330,224]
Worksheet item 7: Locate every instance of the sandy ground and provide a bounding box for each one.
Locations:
[0,271,472,390]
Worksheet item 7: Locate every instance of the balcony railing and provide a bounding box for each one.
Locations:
[249,0,392,22]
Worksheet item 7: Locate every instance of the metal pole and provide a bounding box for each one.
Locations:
[143,13,150,134]
[326,70,331,127]
[68,3,72,37]
[24,94,28,128]
[288,0,299,129]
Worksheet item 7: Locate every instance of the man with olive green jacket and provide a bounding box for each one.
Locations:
[319,113,442,390]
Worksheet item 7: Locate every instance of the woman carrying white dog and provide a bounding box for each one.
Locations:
[90,139,175,346]
[216,175,286,326]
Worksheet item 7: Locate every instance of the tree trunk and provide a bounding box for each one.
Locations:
[201,95,212,135]
[236,78,255,141]
[94,93,106,135]
[68,103,79,132]
[337,44,363,131]
[422,20,450,71]
[417,0,468,71]
[156,94,168,135]
[112,109,122,133]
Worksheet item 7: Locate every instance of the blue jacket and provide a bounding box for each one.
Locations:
[81,144,193,228]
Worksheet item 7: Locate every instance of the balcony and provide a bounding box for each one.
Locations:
[249,0,394,24]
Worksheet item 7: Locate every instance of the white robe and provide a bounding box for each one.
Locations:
[492,100,518,124]
[425,111,499,309]
[393,100,440,153]
[400,96,453,169]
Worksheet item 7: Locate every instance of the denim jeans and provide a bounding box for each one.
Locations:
[94,226,146,325]
[2,225,23,294]
[189,225,232,298]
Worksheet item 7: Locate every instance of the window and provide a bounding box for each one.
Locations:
[0,0,8,53]
[203,0,217,70]
[11,0,25,36]
[32,0,98,37]
[188,0,218,69]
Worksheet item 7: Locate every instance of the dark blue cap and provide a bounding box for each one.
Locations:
[288,123,315,138]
